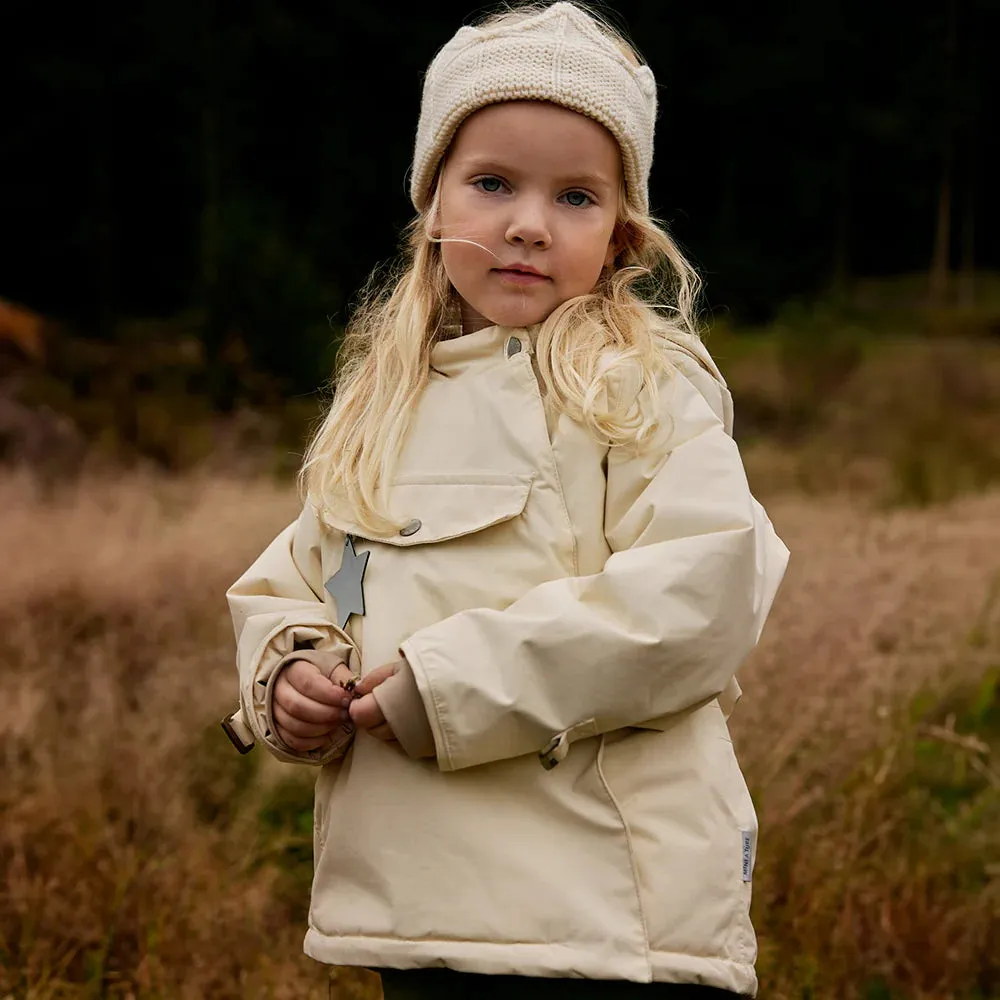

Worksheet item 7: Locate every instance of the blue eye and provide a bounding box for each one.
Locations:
[563,190,592,207]
[476,177,503,193]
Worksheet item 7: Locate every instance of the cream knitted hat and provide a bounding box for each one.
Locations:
[410,2,658,214]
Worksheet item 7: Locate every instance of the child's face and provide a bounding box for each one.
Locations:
[436,101,622,334]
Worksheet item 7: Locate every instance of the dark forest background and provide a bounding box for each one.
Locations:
[4,9,1000,999]
[4,0,998,402]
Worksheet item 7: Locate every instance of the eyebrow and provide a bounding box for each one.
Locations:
[559,172,614,189]
[459,159,615,189]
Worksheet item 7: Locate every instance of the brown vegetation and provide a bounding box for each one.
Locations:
[7,314,1000,507]
[1,461,998,999]
[728,333,1000,508]
[0,300,51,364]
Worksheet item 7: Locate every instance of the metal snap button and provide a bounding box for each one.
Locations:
[399,518,422,537]
[538,732,568,770]
[505,336,522,358]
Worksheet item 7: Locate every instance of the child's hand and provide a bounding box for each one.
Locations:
[349,662,404,743]
[273,658,356,752]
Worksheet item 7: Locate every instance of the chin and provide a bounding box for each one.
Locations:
[477,300,556,330]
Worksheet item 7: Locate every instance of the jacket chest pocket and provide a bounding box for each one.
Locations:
[348,473,534,548]
[321,474,539,647]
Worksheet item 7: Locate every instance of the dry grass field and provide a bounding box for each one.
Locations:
[1,460,998,1000]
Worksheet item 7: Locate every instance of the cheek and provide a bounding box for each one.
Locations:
[438,199,500,272]
[441,240,482,276]
[564,221,615,285]
[438,189,492,238]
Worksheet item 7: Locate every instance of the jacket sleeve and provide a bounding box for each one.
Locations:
[226,500,361,766]
[399,362,789,772]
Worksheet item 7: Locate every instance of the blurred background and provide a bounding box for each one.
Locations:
[1,2,998,999]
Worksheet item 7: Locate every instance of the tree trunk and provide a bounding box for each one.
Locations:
[958,44,977,309]
[959,135,976,308]
[201,104,220,300]
[90,75,116,342]
[928,0,958,307]
[929,162,952,307]
[830,140,851,299]
[199,0,236,410]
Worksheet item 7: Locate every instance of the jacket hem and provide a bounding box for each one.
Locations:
[303,929,757,995]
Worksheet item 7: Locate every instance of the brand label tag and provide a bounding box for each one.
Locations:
[741,830,754,883]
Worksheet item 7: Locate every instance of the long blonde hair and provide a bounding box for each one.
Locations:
[301,3,703,536]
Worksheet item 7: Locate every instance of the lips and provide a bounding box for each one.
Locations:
[492,264,550,285]
[500,264,545,277]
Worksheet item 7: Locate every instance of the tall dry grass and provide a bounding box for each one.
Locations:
[0,470,364,1000]
[734,493,1000,997]
[1,469,998,999]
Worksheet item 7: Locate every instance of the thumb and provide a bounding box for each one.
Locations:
[301,650,350,684]
[354,661,402,696]
[330,662,358,690]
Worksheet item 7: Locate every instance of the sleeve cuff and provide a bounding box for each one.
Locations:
[371,660,437,759]
[262,647,356,765]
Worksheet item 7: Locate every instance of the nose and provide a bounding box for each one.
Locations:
[504,197,551,250]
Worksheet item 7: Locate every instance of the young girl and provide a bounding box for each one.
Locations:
[225,3,788,997]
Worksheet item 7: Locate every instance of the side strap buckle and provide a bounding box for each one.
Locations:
[221,709,255,754]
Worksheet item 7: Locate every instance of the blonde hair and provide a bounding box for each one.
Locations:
[300,3,703,536]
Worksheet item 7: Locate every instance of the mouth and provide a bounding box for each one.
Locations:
[492,265,550,286]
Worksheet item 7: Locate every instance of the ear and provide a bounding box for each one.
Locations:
[604,225,625,268]
[427,195,443,240]
[427,163,446,239]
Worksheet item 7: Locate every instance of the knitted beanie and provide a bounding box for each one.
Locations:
[410,2,658,214]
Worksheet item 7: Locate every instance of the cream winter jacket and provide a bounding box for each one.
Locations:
[226,324,789,995]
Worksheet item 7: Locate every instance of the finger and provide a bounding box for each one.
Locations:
[312,655,347,681]
[349,692,386,730]
[354,663,399,696]
[273,702,338,739]
[274,684,346,726]
[284,661,352,708]
[275,678,349,725]
[280,730,332,752]
[368,722,397,742]
[330,663,359,691]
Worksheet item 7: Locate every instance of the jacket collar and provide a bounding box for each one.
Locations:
[430,324,537,377]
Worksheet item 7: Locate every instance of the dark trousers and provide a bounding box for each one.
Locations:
[374,968,743,999]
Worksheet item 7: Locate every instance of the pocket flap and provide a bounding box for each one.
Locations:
[324,473,533,547]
